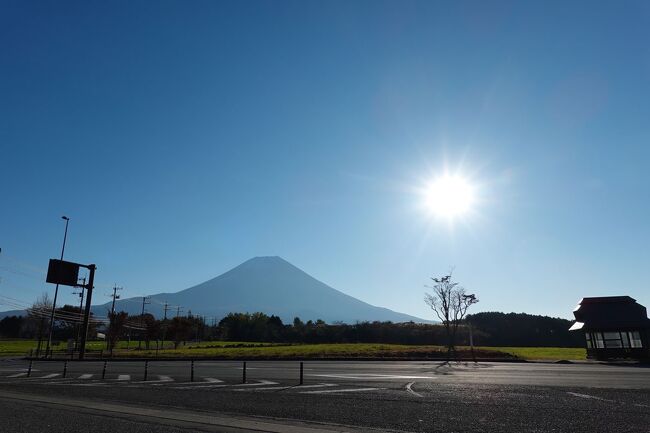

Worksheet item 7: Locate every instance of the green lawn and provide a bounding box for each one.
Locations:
[0,339,586,361]
[480,346,587,361]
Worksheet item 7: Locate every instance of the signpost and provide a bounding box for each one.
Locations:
[46,259,96,360]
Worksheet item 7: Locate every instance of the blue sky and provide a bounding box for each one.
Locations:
[1,0,649,320]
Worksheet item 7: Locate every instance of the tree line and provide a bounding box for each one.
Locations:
[0,310,582,348]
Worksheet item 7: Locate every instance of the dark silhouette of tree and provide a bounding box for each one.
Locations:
[425,271,478,358]
[107,311,128,352]
[0,316,23,338]
[466,312,582,347]
[168,316,192,348]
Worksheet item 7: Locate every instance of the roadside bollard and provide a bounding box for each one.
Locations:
[63,361,67,378]
[27,360,33,377]
[242,361,246,384]
[102,361,107,380]
[191,360,194,382]
[144,360,149,381]
[300,361,303,385]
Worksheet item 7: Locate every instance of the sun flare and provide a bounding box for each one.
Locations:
[423,174,475,219]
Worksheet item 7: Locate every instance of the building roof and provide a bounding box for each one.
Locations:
[570,296,650,331]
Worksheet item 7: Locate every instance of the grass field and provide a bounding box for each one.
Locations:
[479,346,587,361]
[0,339,587,360]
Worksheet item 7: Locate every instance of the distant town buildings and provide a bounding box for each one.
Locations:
[570,296,649,360]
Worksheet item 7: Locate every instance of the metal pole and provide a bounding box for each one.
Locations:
[144,360,148,381]
[300,361,303,385]
[242,361,246,384]
[75,279,85,352]
[63,361,67,378]
[46,216,69,357]
[469,322,476,363]
[191,360,194,382]
[78,264,96,360]
[102,360,107,380]
[27,360,32,377]
[107,286,120,351]
[138,296,147,350]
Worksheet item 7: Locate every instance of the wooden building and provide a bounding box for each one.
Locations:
[569,296,649,360]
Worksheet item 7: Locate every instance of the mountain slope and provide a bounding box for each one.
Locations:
[92,256,427,324]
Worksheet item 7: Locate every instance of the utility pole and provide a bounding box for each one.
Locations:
[161,302,170,349]
[138,296,150,349]
[73,277,86,351]
[107,286,122,350]
[78,264,96,360]
[176,306,183,318]
[110,286,122,315]
[46,216,70,357]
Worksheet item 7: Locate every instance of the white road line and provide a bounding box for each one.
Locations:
[70,382,110,387]
[173,379,278,390]
[236,383,338,392]
[153,377,225,386]
[203,377,223,383]
[405,382,423,398]
[7,373,27,378]
[170,382,230,389]
[567,392,614,402]
[405,381,424,397]
[312,374,433,380]
[301,387,385,394]
[78,374,93,379]
[117,374,130,381]
[40,373,60,379]
[232,380,278,387]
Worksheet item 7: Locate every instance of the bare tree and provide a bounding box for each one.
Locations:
[24,293,53,356]
[425,271,478,358]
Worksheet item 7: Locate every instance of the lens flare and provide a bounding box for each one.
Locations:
[424,174,475,219]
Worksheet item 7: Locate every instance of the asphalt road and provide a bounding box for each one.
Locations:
[0,358,648,432]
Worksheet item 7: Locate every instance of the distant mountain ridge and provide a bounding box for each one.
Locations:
[88,256,427,324]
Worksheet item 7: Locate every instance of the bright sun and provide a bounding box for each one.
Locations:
[424,174,475,219]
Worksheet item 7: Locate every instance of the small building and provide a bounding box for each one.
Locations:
[569,296,650,360]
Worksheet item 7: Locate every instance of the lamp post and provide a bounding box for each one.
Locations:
[45,216,70,357]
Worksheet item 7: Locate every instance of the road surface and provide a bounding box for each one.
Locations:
[0,359,648,432]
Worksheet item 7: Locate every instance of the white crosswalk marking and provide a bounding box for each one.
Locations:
[301,387,385,394]
[7,373,27,378]
[129,375,174,385]
[78,374,93,379]
[117,374,130,381]
[41,373,60,379]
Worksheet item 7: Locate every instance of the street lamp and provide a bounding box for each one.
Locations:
[45,216,70,357]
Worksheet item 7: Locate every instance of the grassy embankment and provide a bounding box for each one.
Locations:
[0,339,587,360]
